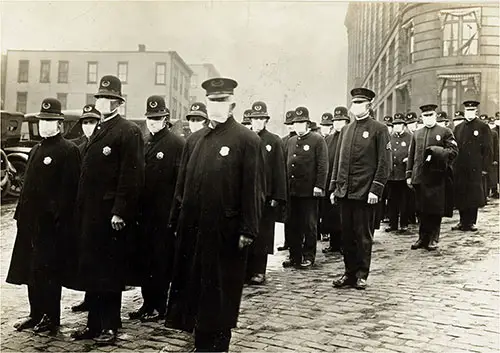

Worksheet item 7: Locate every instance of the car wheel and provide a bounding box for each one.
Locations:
[7,159,27,197]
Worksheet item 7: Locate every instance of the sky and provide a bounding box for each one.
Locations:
[1,0,349,130]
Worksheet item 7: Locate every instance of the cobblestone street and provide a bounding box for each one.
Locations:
[1,198,499,352]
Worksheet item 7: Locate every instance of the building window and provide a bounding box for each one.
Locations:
[155,63,166,85]
[58,61,69,83]
[18,60,29,83]
[178,102,182,120]
[408,24,415,64]
[57,93,68,110]
[386,93,393,117]
[380,56,387,91]
[441,10,480,57]
[86,94,95,105]
[16,92,27,113]
[40,60,51,83]
[191,74,198,88]
[87,62,98,84]
[374,67,380,94]
[172,97,178,119]
[118,95,127,116]
[388,41,396,77]
[184,77,189,99]
[117,62,128,83]
[173,66,179,90]
[439,74,480,116]
[179,74,184,97]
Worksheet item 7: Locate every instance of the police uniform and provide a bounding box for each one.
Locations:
[488,114,499,198]
[385,113,412,232]
[186,102,209,132]
[128,96,185,322]
[246,102,287,284]
[479,114,493,203]
[407,104,458,251]
[330,88,391,289]
[405,112,418,225]
[318,112,334,241]
[377,115,394,228]
[453,100,493,231]
[166,78,264,352]
[284,106,328,268]
[281,110,297,148]
[72,76,145,343]
[437,111,449,127]
[242,109,252,127]
[7,98,81,333]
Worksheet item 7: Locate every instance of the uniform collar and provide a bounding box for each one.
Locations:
[102,111,119,123]
[149,126,168,141]
[41,133,62,144]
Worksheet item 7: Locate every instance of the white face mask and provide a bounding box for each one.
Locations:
[350,102,369,117]
[393,124,404,134]
[251,119,266,133]
[320,125,331,136]
[39,120,59,138]
[488,123,495,130]
[422,114,437,128]
[293,122,308,136]
[82,121,98,138]
[495,120,500,127]
[407,122,417,132]
[244,124,252,130]
[454,119,464,126]
[387,126,393,134]
[464,110,476,121]
[437,121,447,128]
[189,120,205,133]
[146,118,165,134]
[95,98,118,116]
[206,100,231,123]
[333,120,346,132]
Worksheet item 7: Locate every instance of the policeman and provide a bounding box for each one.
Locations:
[488,114,499,199]
[72,75,145,344]
[383,115,393,135]
[128,96,185,322]
[283,106,328,269]
[186,102,209,133]
[310,121,321,134]
[7,98,80,333]
[452,100,493,232]
[437,112,448,128]
[320,113,333,137]
[479,114,493,202]
[385,113,412,233]
[406,112,418,134]
[453,111,465,130]
[318,112,334,242]
[322,107,349,254]
[405,112,418,225]
[377,115,394,226]
[242,109,253,129]
[406,104,458,250]
[416,117,424,130]
[246,101,287,285]
[166,78,264,352]
[330,88,391,290]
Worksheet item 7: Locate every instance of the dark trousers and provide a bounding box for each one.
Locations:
[87,291,122,331]
[459,208,478,227]
[194,329,232,352]
[418,213,442,245]
[283,223,290,248]
[482,175,489,203]
[339,198,375,280]
[141,283,169,315]
[288,196,319,264]
[407,189,417,224]
[246,253,268,278]
[387,180,409,229]
[28,283,61,324]
[329,231,342,251]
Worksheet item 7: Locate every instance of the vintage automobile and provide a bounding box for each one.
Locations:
[1,111,26,197]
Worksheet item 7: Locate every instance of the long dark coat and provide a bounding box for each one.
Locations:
[74,115,144,292]
[6,134,80,286]
[453,118,493,209]
[166,116,264,332]
[250,128,287,255]
[488,128,499,187]
[137,128,184,286]
[320,131,342,234]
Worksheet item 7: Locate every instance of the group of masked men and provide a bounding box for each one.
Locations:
[6,72,499,352]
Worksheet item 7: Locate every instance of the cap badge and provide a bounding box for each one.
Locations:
[102,80,111,87]
[156,152,164,160]
[192,104,199,111]
[474,130,479,136]
[303,144,310,151]
[363,131,369,139]
[219,146,230,157]
[436,135,441,141]
[42,102,51,110]
[149,101,158,109]
[83,106,92,112]
[297,110,303,116]
[211,79,224,87]
[103,146,112,156]
[402,141,406,147]
[43,156,52,165]
[255,105,262,111]
[266,144,272,152]
[286,112,291,118]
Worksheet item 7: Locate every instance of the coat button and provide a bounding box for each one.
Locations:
[291,175,295,178]
[293,154,297,157]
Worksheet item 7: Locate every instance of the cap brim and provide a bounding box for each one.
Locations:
[80,113,101,120]
[320,122,333,126]
[145,112,169,118]
[36,113,64,120]
[250,113,269,119]
[206,93,232,99]
[95,93,125,102]
[186,111,208,119]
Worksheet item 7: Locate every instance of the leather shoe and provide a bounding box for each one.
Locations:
[399,226,409,233]
[140,310,164,323]
[300,259,313,269]
[277,245,289,251]
[322,246,335,254]
[355,278,367,290]
[463,225,478,232]
[426,240,439,251]
[282,260,297,268]
[249,274,266,285]
[94,329,117,345]
[451,223,463,231]
[33,314,58,333]
[71,327,99,340]
[385,227,398,232]
[333,275,356,288]
[411,239,426,250]
[71,300,89,312]
[128,306,148,320]
[14,317,37,331]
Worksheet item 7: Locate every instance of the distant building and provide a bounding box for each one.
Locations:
[1,54,6,110]
[3,45,193,121]
[189,63,221,104]
[345,3,499,118]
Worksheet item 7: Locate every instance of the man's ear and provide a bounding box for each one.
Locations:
[229,102,236,112]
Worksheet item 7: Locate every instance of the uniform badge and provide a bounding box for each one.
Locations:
[219,146,230,157]
[436,135,441,141]
[103,146,112,156]
[83,105,92,112]
[362,131,369,139]
[43,156,52,165]
[303,144,310,151]
[401,141,406,147]
[149,101,158,109]
[42,102,51,110]
[156,152,164,159]
[266,144,272,152]
[474,130,479,136]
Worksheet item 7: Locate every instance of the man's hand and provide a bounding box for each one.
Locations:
[482,170,488,176]
[403,157,408,163]
[493,161,499,166]
[425,155,432,162]
[111,215,126,231]
[270,200,278,207]
[367,192,378,204]
[330,193,336,205]
[313,187,323,197]
[238,235,253,250]
[406,178,413,188]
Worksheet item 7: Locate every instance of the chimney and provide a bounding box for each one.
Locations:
[138,44,146,52]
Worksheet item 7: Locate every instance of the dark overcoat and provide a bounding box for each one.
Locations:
[488,128,499,187]
[453,118,492,209]
[166,117,264,332]
[6,134,80,286]
[74,115,144,292]
[320,131,342,233]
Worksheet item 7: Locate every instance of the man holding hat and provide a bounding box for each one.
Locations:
[406,104,458,251]
[330,88,391,290]
[437,112,449,128]
[487,115,499,199]
[7,98,81,333]
[241,109,253,129]
[322,107,349,254]
[128,96,185,323]
[385,113,412,233]
[283,106,328,269]
[166,78,264,352]
[452,100,493,232]
[186,102,209,133]
[72,75,145,344]
[246,101,287,285]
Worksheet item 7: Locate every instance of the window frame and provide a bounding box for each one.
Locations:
[438,73,481,116]
[57,93,68,110]
[117,61,128,84]
[16,92,28,113]
[40,60,51,83]
[441,11,480,57]
[58,60,69,83]
[87,61,98,84]
[155,62,166,85]
[17,60,29,83]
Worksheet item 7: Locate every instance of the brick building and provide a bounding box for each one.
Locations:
[345,3,499,118]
